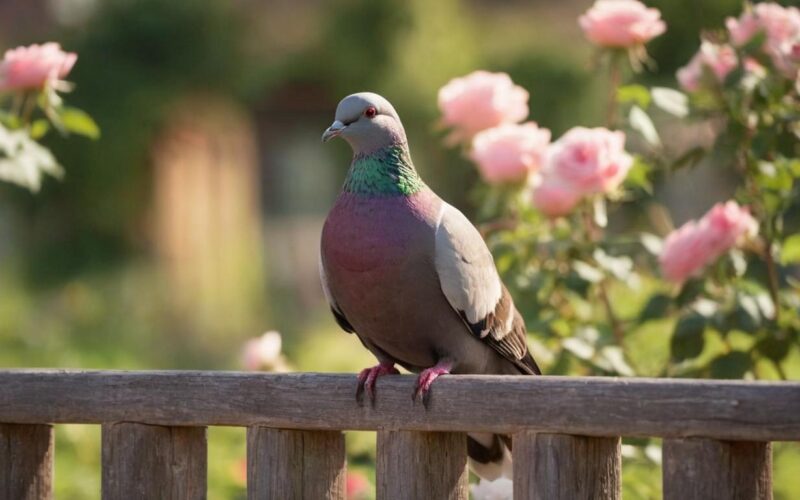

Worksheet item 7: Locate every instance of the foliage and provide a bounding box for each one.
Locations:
[445,2,800,384]
[3,0,260,286]
[0,44,98,192]
[2,1,800,498]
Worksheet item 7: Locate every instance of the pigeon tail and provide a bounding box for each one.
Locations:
[467,433,513,480]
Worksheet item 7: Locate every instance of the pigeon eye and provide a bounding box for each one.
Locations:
[364,106,377,119]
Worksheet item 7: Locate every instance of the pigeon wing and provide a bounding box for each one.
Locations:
[434,203,540,375]
[319,254,355,334]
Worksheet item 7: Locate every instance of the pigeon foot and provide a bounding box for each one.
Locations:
[413,360,453,409]
[356,362,399,406]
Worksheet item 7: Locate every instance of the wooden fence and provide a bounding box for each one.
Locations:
[1,370,799,499]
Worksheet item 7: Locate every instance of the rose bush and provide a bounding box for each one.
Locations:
[0,42,98,192]
[726,3,800,78]
[439,1,800,385]
[676,41,739,92]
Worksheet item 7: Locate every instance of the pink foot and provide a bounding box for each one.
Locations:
[356,362,399,406]
[413,360,453,408]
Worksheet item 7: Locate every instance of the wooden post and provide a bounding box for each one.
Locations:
[663,438,772,500]
[513,432,621,500]
[0,424,53,500]
[101,423,206,500]
[246,427,345,500]
[376,431,468,500]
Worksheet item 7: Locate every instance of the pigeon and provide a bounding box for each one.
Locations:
[320,92,540,480]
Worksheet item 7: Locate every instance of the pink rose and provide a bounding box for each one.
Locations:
[438,71,529,141]
[726,3,800,78]
[744,57,767,77]
[346,471,370,499]
[241,331,287,371]
[543,127,633,195]
[579,0,666,48]
[677,41,739,92]
[659,201,758,283]
[773,39,800,78]
[703,201,759,255]
[659,221,715,283]
[0,43,77,92]
[470,122,550,184]
[531,177,582,218]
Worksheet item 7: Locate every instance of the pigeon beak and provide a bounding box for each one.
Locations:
[322,120,346,142]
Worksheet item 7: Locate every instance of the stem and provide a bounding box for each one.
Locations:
[772,360,787,381]
[599,281,625,345]
[750,358,764,380]
[606,53,622,128]
[20,92,36,127]
[763,239,781,323]
[11,93,23,117]
[580,203,625,344]
[478,216,519,238]
[739,127,780,323]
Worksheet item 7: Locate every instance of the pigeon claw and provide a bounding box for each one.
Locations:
[355,363,398,407]
[412,362,452,409]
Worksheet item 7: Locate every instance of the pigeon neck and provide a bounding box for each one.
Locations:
[343,144,425,196]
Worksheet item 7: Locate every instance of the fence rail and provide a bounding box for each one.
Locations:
[1,369,799,499]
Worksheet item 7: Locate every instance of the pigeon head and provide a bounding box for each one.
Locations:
[322,92,407,155]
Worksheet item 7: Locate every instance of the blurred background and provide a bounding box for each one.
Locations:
[0,0,797,498]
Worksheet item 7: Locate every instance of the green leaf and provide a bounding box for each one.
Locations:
[676,279,704,307]
[651,87,689,117]
[732,295,763,334]
[593,197,607,228]
[625,156,653,193]
[617,84,651,108]
[639,294,672,322]
[0,124,63,192]
[728,249,748,277]
[593,248,633,281]
[671,146,706,171]
[562,337,595,360]
[671,313,706,361]
[756,333,791,362]
[0,112,21,130]
[572,261,604,283]
[781,234,800,265]
[639,233,663,255]
[629,105,661,147]
[596,346,635,376]
[59,107,100,139]
[740,31,767,57]
[29,120,50,140]
[691,298,719,319]
[709,351,751,379]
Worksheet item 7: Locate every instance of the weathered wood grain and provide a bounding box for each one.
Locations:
[1,370,800,440]
[376,431,467,500]
[246,427,345,500]
[101,423,206,500]
[663,438,772,500]
[0,424,53,500]
[513,432,620,500]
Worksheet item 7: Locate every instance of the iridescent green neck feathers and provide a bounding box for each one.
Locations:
[343,145,425,196]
